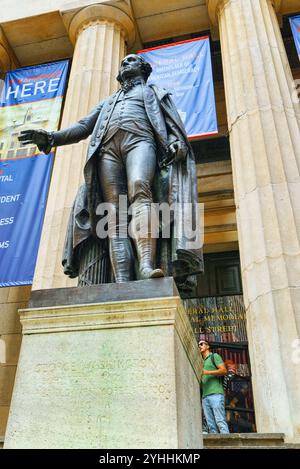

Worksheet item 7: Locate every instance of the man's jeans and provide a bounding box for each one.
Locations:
[202,394,230,434]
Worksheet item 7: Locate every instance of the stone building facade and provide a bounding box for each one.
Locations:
[0,0,300,445]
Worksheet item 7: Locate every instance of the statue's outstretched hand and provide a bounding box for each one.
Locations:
[18,129,52,154]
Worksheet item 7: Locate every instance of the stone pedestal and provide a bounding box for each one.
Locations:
[4,279,203,449]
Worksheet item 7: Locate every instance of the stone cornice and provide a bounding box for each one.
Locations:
[0,26,19,75]
[68,3,135,46]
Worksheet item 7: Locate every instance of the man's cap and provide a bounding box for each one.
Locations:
[198,339,209,346]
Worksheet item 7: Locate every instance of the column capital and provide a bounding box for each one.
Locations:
[0,26,19,75]
[68,4,135,47]
[206,0,282,27]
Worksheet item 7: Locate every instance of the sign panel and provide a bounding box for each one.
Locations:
[0,60,69,287]
[139,37,218,139]
[184,295,247,345]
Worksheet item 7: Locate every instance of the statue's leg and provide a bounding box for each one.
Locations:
[126,138,164,280]
[98,149,134,282]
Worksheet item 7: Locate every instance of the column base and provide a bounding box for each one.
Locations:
[4,278,203,449]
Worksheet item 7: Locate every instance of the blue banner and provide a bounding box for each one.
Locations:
[1,61,68,106]
[0,60,69,287]
[139,37,218,139]
[0,155,53,286]
[290,15,300,60]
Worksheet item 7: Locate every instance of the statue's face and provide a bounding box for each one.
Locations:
[119,54,144,81]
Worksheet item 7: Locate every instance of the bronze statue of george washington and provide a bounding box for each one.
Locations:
[19,54,203,291]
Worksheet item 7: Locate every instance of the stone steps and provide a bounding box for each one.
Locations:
[204,433,300,449]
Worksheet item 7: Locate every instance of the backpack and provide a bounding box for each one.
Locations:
[210,353,236,391]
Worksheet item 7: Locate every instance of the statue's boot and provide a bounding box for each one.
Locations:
[131,200,164,280]
[108,204,135,282]
[140,266,164,279]
[109,237,135,282]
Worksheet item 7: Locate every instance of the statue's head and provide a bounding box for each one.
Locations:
[117,54,152,84]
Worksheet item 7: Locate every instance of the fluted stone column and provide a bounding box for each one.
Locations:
[32,4,135,290]
[207,0,300,442]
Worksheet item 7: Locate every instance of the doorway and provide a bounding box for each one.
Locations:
[183,251,256,433]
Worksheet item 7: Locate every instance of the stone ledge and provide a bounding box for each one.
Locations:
[205,433,285,439]
[203,433,298,449]
[20,297,184,333]
[29,277,179,308]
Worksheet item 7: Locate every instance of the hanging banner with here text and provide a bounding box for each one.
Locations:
[0,60,69,287]
[290,15,300,60]
[139,37,218,139]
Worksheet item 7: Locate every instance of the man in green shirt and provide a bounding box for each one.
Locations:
[199,340,229,433]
